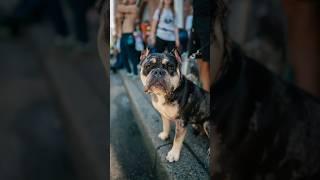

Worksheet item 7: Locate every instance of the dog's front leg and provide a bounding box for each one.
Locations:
[158,116,170,140]
[166,119,187,162]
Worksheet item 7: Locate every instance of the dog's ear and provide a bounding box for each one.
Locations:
[140,48,150,61]
[172,48,182,63]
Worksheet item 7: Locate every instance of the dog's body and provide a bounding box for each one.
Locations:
[140,49,210,162]
[212,31,320,180]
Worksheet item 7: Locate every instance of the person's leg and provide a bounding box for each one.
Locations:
[120,36,132,74]
[127,34,138,75]
[113,51,124,69]
[128,48,138,75]
[69,0,89,44]
[47,0,69,38]
[196,21,211,92]
[13,0,42,18]
[5,0,43,35]
[198,59,210,92]
[166,41,176,52]
[155,37,166,53]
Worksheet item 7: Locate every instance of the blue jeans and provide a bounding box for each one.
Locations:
[120,33,138,75]
[112,53,123,69]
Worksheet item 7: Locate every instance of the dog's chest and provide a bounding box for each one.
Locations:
[151,95,179,120]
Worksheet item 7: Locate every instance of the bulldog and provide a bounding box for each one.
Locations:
[139,48,210,162]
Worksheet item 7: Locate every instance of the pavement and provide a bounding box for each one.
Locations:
[119,70,210,180]
[0,27,76,179]
[29,24,108,180]
[0,19,108,180]
[110,73,156,179]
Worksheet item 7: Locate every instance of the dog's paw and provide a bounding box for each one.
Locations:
[166,149,180,162]
[158,132,169,141]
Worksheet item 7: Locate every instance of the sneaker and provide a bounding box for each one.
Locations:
[131,74,139,80]
[111,66,118,74]
[126,72,133,77]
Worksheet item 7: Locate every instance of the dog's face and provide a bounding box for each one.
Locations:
[140,49,182,95]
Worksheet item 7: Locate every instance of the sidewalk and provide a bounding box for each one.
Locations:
[26,24,108,180]
[119,70,210,180]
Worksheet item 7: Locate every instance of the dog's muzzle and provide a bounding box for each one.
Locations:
[144,68,168,93]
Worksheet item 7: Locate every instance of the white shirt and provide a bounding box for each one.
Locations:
[185,15,193,37]
[153,8,177,42]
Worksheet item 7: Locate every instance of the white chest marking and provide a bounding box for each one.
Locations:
[151,95,179,120]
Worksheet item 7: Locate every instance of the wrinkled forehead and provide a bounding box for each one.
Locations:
[142,53,176,66]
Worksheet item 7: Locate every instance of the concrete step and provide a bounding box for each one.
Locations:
[119,71,209,180]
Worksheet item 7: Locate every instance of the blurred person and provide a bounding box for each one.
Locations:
[110,35,123,73]
[117,0,139,77]
[0,0,44,36]
[47,0,69,45]
[133,24,144,53]
[177,0,193,53]
[150,0,180,53]
[68,0,92,47]
[189,0,211,92]
[110,5,126,73]
[140,20,150,47]
[48,0,93,49]
[282,0,320,97]
[184,0,193,37]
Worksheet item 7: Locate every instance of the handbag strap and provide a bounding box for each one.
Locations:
[155,7,164,33]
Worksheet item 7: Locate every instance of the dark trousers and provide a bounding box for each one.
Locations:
[112,53,123,69]
[155,36,175,53]
[47,0,68,37]
[69,0,89,43]
[120,33,138,75]
[13,0,43,19]
[47,0,89,43]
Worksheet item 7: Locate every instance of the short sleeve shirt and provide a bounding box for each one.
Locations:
[153,8,177,41]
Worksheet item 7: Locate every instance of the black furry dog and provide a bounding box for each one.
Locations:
[211,0,320,179]
[140,49,210,162]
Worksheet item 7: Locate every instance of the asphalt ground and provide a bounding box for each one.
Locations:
[0,30,76,180]
[110,72,156,180]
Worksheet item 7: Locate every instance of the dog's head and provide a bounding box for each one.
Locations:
[139,49,182,95]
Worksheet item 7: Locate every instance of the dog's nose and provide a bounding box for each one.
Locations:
[153,68,165,78]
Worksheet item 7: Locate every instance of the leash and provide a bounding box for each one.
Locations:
[188,42,210,61]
